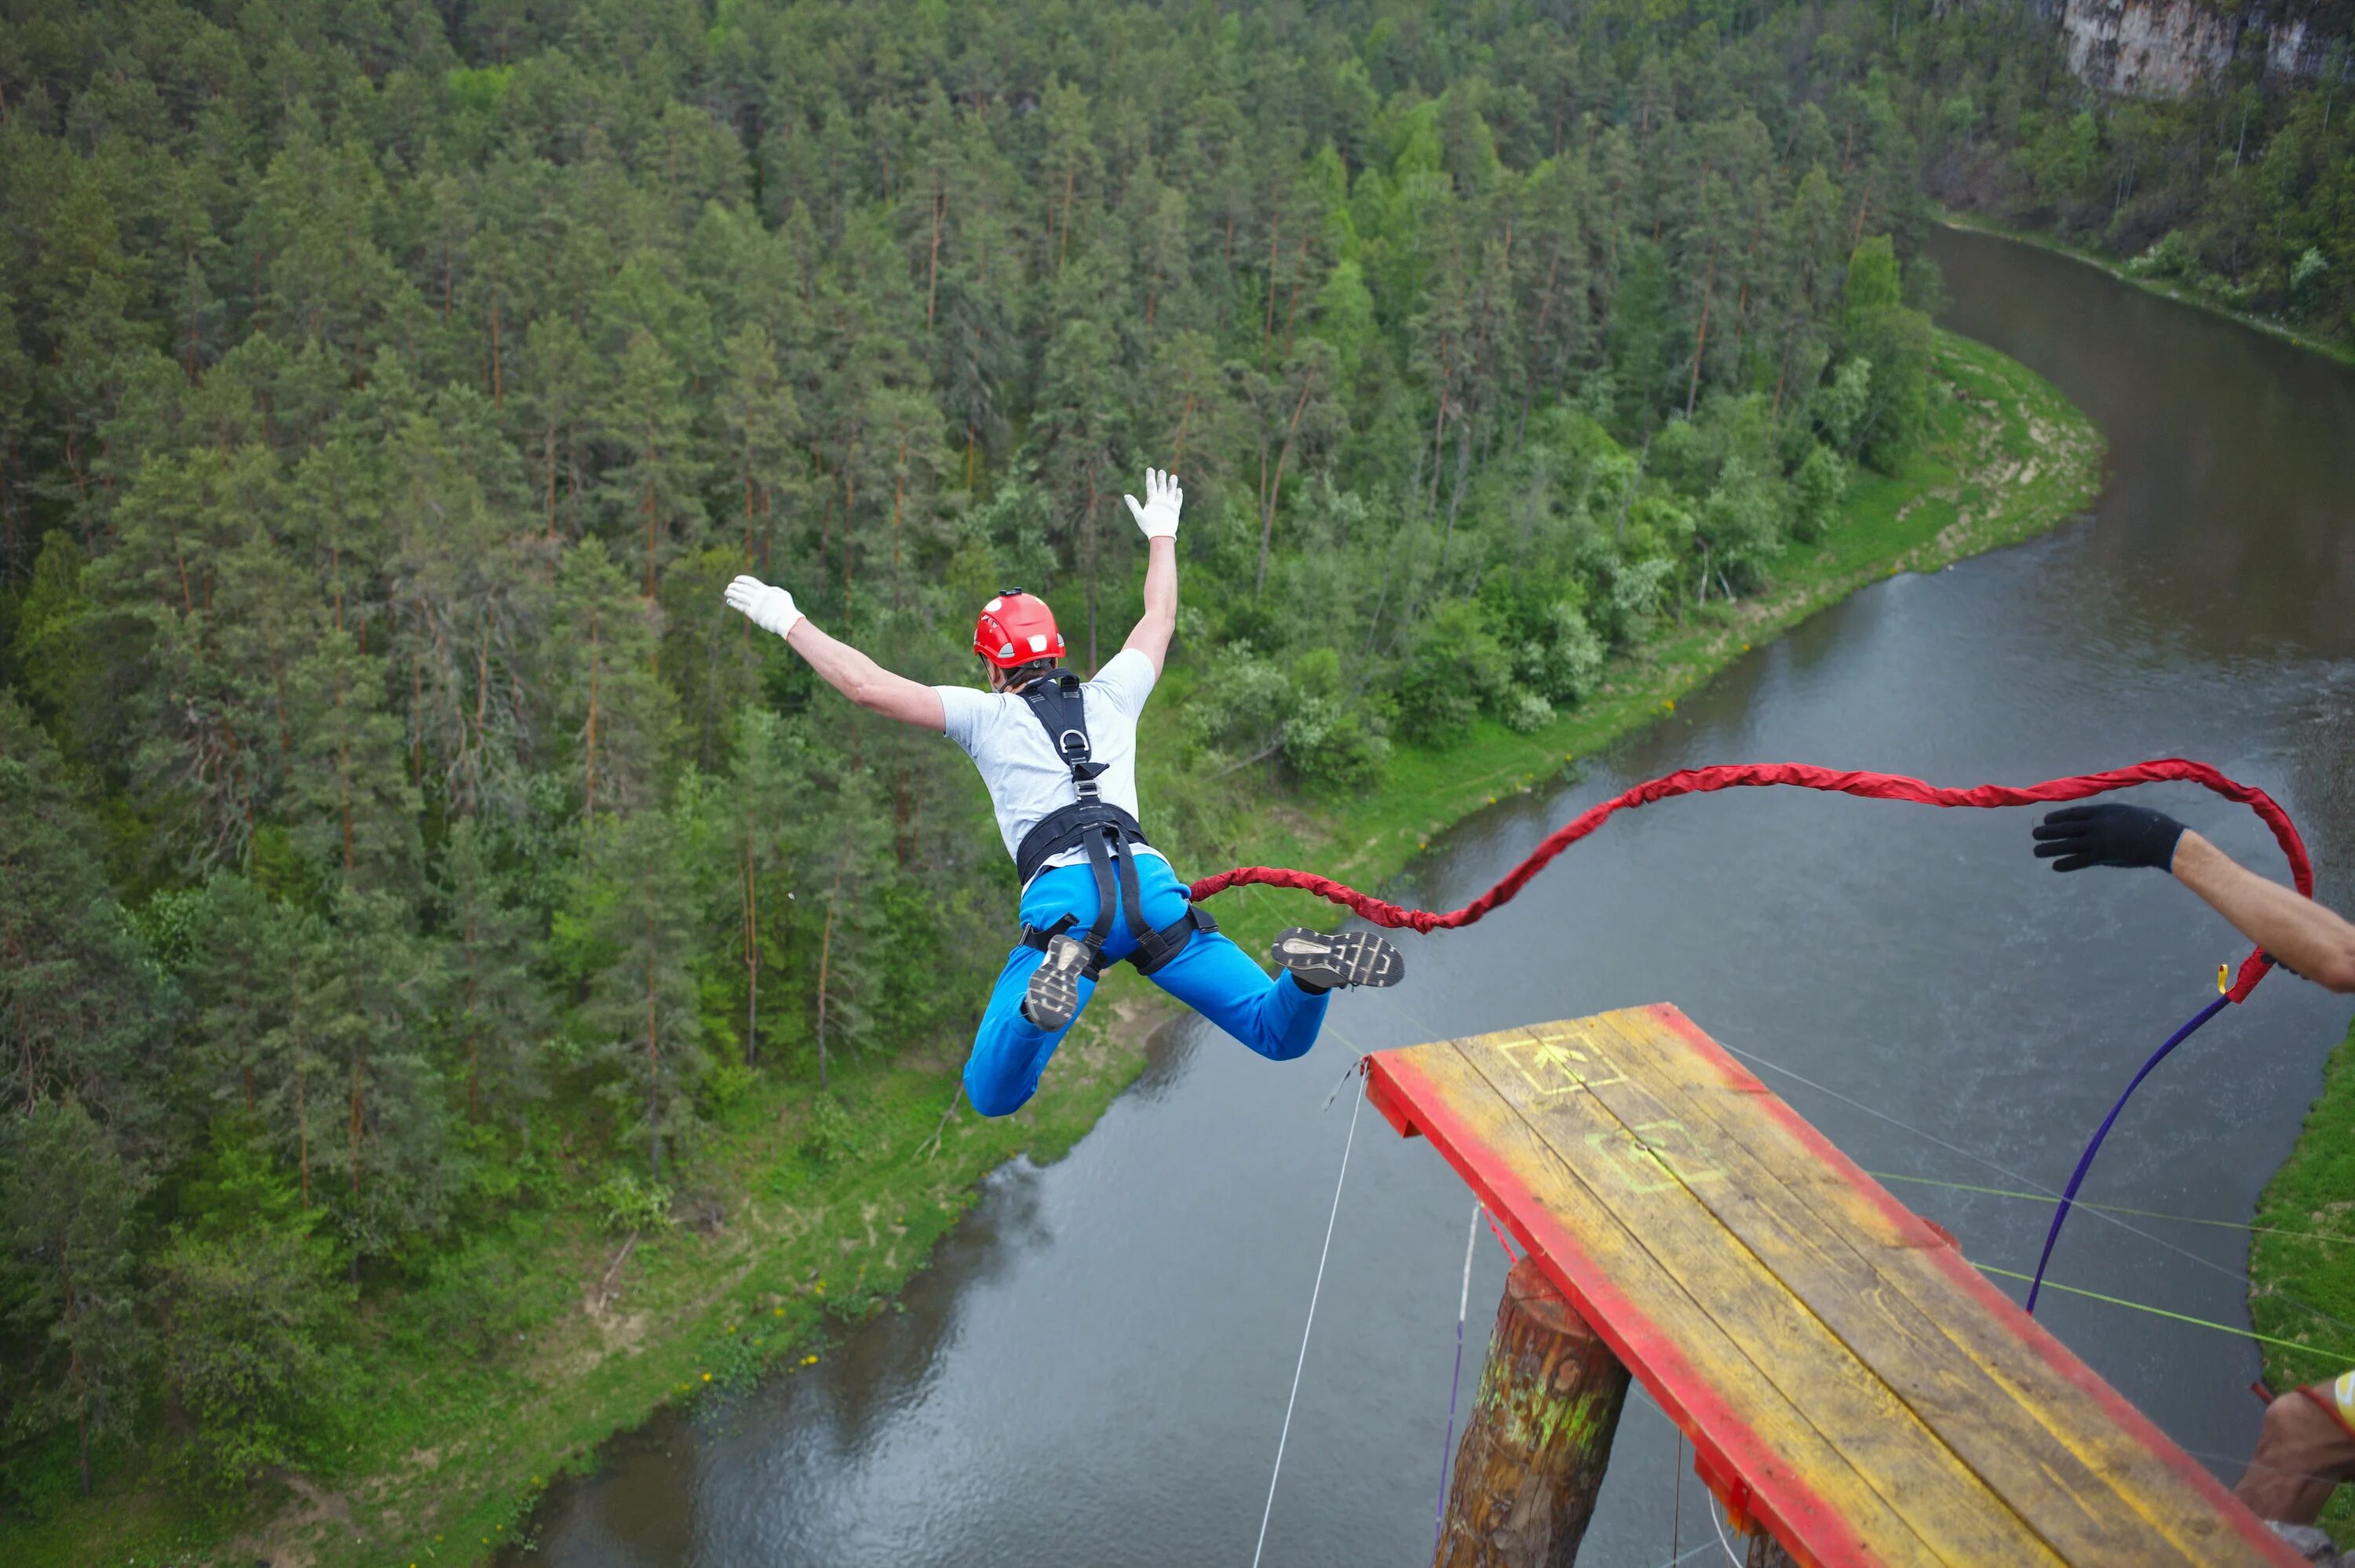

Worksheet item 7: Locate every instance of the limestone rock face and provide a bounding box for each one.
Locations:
[2053,0,2344,96]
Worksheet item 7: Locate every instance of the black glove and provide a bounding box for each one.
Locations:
[2032,804,2186,872]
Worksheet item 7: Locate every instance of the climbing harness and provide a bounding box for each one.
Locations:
[1010,667,1214,983]
[1190,757,2314,1314]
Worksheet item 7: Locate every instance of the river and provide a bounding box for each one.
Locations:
[509,229,2355,1566]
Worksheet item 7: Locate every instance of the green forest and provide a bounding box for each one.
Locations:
[0,0,2333,1552]
[1904,2,2355,345]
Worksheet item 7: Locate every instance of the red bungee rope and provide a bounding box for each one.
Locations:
[1196,757,2314,1313]
[1189,758,2312,1004]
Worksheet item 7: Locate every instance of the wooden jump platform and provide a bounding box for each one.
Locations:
[1367,1005,2302,1567]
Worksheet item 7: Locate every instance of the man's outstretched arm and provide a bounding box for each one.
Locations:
[1121,468,1181,676]
[724,577,945,731]
[2033,804,2355,992]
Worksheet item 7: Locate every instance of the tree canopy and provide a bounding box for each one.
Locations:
[0,0,1959,1517]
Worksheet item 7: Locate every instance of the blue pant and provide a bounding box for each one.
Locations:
[963,855,1331,1117]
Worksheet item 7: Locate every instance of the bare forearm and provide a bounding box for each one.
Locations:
[1143,534,1177,624]
[2173,831,2355,992]
[1124,534,1178,673]
[784,619,944,730]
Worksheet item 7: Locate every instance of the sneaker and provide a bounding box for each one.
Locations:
[1270,927,1404,992]
[1023,932,1095,1031]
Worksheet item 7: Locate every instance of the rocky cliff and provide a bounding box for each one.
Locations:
[2056,0,2346,94]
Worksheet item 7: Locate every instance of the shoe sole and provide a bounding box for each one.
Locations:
[1024,934,1094,1031]
[1271,927,1404,990]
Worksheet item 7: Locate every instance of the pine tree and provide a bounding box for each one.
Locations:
[571,809,704,1183]
[440,819,549,1127]
[287,627,419,894]
[308,885,449,1265]
[717,706,808,1067]
[0,695,169,1136]
[0,1096,146,1498]
[553,538,669,826]
[596,330,706,600]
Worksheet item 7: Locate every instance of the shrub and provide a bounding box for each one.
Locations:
[1518,602,1606,705]
[1396,600,1511,746]
[590,1168,674,1234]
[1790,443,1848,543]
[2124,229,2197,281]
[1504,688,1555,732]
[156,1229,352,1499]
[800,1093,864,1169]
[1281,695,1392,791]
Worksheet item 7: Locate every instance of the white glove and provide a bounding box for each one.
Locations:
[725,575,803,640]
[1123,468,1182,540]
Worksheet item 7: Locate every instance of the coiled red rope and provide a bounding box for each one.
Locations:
[1190,758,2311,1004]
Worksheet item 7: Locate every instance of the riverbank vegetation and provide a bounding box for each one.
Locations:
[1883,4,2355,356]
[0,0,2099,1559]
[2252,1019,2355,1542]
[7,325,2101,1568]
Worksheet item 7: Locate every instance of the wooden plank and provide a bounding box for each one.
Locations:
[1544,1008,2222,1566]
[1370,1010,2305,1568]
[1607,1005,2295,1565]
[1393,1044,2050,1566]
[1372,1046,1904,1568]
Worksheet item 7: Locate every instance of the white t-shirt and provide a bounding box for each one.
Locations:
[936,650,1167,884]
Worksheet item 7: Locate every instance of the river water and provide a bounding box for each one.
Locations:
[511,229,2355,1566]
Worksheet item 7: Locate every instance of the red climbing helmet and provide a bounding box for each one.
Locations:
[973,589,1065,669]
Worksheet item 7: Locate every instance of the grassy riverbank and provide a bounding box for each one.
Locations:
[2251,1016,2355,1541]
[1939,213,2355,374]
[1192,329,2106,962]
[9,329,2099,1568]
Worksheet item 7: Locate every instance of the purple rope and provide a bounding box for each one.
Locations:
[2025,993,2232,1314]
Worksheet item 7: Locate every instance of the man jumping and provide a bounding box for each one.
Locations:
[724,468,1403,1117]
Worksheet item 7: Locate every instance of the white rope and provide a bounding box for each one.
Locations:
[1431,1200,1481,1554]
[1251,1072,1364,1568]
[1649,1544,1727,1568]
[1707,1493,1746,1566]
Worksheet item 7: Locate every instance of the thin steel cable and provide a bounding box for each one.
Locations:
[1868,1167,2355,1248]
[1375,981,2312,1318]
[1250,1073,1364,1568]
[1432,1201,1481,1556]
[1971,1263,2355,1361]
[1671,1431,1685,1566]
[1714,1038,2355,1342]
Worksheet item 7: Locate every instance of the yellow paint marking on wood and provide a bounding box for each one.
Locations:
[1590,1008,2258,1562]
[1386,1007,2289,1568]
[1577,1009,2229,1565]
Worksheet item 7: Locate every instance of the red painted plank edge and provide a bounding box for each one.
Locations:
[1365,1047,1875,1568]
[1367,1010,2306,1568]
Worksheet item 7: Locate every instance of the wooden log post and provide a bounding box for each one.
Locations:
[1435,1256,1631,1567]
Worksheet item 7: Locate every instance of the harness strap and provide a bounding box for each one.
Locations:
[1017,899,1217,979]
[1131,902,1218,977]
[1008,665,1213,978]
[1079,826,1126,950]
